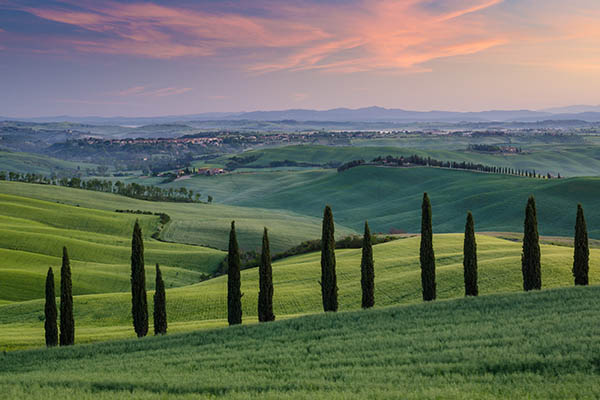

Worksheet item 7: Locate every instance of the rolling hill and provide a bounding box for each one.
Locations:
[0,233,596,349]
[0,193,225,304]
[0,150,97,175]
[209,144,600,177]
[165,165,600,238]
[0,181,355,253]
[1,285,599,398]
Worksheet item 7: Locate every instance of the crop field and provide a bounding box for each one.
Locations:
[0,193,225,304]
[1,286,599,398]
[210,144,600,177]
[0,150,97,175]
[0,181,355,252]
[167,165,600,237]
[1,233,596,349]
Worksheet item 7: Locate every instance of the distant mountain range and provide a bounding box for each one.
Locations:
[541,105,600,114]
[3,106,600,125]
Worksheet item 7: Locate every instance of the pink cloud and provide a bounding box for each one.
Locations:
[13,0,596,75]
[116,86,146,96]
[292,93,309,101]
[251,0,507,73]
[150,87,192,97]
[25,1,328,59]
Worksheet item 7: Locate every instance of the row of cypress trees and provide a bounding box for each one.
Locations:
[225,206,378,321]
[136,193,592,330]
[316,193,591,312]
[131,220,168,337]
[421,193,590,300]
[44,247,74,346]
[45,196,591,343]
[44,221,168,345]
[226,223,275,325]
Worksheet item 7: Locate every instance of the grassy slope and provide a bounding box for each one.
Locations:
[2,286,599,399]
[213,144,600,176]
[0,193,225,303]
[174,166,600,237]
[0,150,97,174]
[1,234,596,349]
[0,181,355,252]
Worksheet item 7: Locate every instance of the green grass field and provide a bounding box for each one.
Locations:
[1,233,596,349]
[0,181,355,253]
[0,150,97,175]
[0,192,225,304]
[165,165,600,238]
[2,285,599,399]
[210,144,600,177]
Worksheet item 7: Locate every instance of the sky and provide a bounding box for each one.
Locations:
[0,0,599,117]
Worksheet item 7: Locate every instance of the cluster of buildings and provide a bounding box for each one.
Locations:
[175,167,225,177]
[84,137,223,146]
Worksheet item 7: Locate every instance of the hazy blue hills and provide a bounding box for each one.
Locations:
[4,106,600,125]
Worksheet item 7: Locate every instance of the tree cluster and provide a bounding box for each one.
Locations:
[331,155,559,179]
[0,171,209,203]
[337,159,365,172]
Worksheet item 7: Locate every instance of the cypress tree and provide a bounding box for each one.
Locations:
[360,221,374,308]
[522,196,542,291]
[44,267,58,347]
[227,221,242,325]
[463,212,478,296]
[131,220,148,337]
[573,204,589,286]
[258,227,275,322]
[420,192,436,301]
[59,247,74,346]
[153,264,167,335]
[320,205,338,312]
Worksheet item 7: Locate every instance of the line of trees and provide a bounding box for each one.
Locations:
[217,196,589,324]
[43,195,591,345]
[44,247,74,346]
[0,171,211,203]
[336,155,560,179]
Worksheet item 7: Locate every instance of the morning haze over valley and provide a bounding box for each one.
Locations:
[1,0,600,398]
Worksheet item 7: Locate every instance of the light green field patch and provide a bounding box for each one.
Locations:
[0,193,225,303]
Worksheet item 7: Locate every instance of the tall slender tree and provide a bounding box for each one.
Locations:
[522,196,542,291]
[44,267,58,347]
[573,204,589,286]
[258,227,275,322]
[463,212,478,296]
[320,205,338,312]
[360,221,374,308]
[131,220,148,337]
[227,221,242,325]
[420,193,436,301]
[153,264,167,335]
[59,247,74,346]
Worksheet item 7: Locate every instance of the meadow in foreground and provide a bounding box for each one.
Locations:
[2,286,599,399]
